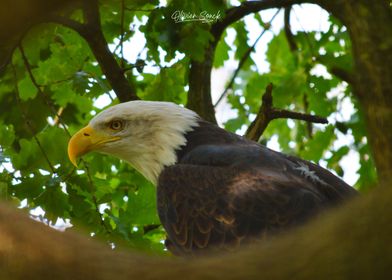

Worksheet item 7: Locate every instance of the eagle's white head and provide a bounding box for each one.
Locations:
[68,101,199,184]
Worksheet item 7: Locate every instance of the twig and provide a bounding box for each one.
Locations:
[291,7,316,56]
[124,7,155,12]
[18,44,71,137]
[245,83,328,141]
[119,0,125,68]
[214,9,280,107]
[329,67,354,84]
[143,224,161,234]
[284,6,298,52]
[11,63,57,175]
[303,93,313,138]
[283,7,354,85]
[83,161,112,235]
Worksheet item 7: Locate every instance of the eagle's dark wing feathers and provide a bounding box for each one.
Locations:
[158,144,354,255]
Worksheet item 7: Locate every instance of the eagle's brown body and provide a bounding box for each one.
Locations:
[157,120,357,255]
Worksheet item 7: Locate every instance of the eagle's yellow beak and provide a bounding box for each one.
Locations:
[68,125,120,167]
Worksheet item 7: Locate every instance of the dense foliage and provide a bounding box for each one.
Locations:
[0,0,376,253]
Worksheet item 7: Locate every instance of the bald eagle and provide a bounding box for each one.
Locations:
[68,101,357,255]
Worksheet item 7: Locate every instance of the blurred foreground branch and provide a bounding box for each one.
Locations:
[1,183,391,279]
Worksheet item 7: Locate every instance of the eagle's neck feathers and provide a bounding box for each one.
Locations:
[96,101,200,184]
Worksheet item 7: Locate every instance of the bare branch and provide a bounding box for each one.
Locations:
[303,93,313,138]
[329,66,354,84]
[83,161,112,235]
[124,7,155,12]
[270,108,329,123]
[284,6,298,52]
[119,0,126,68]
[245,83,328,141]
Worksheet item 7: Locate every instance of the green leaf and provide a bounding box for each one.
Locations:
[121,177,159,225]
[267,31,296,73]
[34,182,70,223]
[10,174,46,201]
[0,123,15,146]
[18,77,38,100]
[300,125,335,162]
[327,146,350,176]
[213,31,230,67]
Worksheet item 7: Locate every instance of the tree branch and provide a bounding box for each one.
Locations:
[1,180,392,278]
[329,66,354,84]
[284,6,298,52]
[187,46,218,124]
[211,0,306,38]
[119,0,126,68]
[50,16,88,36]
[18,44,71,136]
[245,83,328,141]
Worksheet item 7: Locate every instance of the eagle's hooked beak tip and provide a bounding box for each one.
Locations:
[67,125,94,168]
[69,153,79,168]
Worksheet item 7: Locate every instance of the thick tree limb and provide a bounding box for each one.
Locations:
[187,44,218,124]
[316,0,392,186]
[1,182,392,279]
[245,83,328,141]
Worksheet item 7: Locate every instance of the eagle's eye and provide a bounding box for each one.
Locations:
[109,120,124,131]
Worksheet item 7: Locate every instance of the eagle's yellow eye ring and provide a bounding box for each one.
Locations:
[109,120,124,131]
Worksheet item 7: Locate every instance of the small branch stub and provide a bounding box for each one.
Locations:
[245,83,328,141]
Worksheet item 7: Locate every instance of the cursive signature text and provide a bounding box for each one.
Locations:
[171,10,221,23]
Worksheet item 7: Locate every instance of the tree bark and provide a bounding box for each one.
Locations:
[318,0,392,187]
[187,45,218,124]
[1,185,392,279]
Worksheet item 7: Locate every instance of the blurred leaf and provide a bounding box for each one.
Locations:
[214,30,230,67]
[300,125,335,162]
[18,76,38,100]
